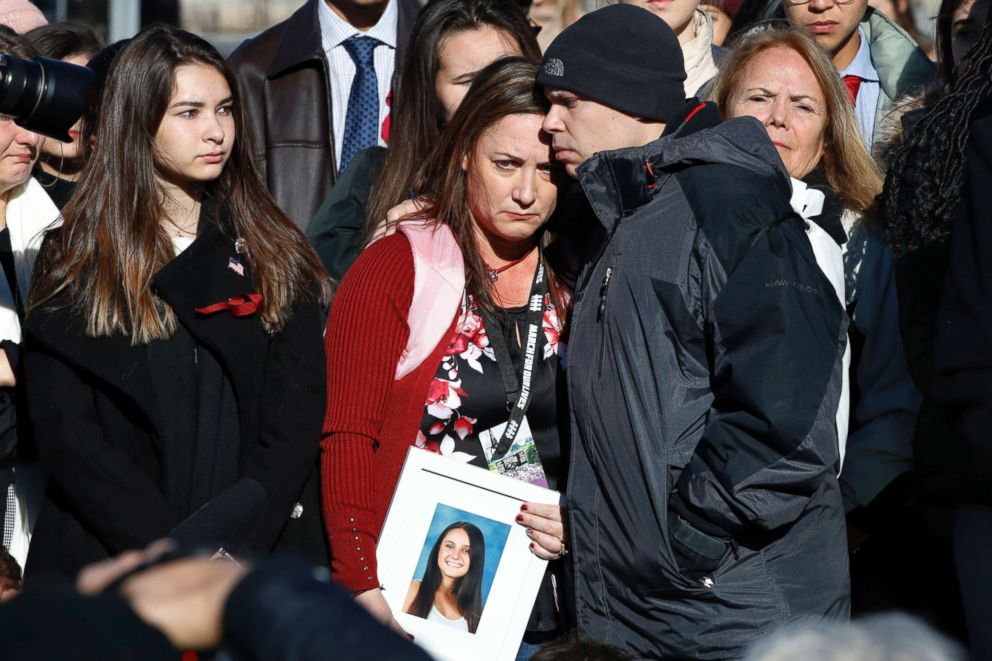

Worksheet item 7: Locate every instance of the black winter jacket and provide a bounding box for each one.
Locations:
[566,103,850,659]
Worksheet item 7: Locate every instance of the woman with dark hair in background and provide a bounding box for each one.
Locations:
[322,58,568,657]
[878,9,992,655]
[404,521,486,633]
[25,22,103,209]
[307,0,540,280]
[23,25,331,579]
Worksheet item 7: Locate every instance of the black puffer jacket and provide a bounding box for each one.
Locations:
[565,103,850,659]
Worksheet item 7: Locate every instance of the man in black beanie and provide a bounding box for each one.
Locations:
[541,5,851,659]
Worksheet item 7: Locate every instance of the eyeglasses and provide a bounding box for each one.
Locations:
[783,0,858,5]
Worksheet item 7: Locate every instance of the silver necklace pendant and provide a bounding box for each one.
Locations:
[489,270,499,282]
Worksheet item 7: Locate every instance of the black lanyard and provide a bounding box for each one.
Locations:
[478,258,548,460]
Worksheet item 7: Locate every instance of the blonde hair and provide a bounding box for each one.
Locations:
[710,27,883,213]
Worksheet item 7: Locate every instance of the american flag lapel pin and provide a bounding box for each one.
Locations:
[228,256,245,277]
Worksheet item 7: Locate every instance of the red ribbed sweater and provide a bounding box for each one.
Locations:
[321,233,458,592]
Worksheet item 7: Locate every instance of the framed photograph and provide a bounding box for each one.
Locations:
[376,447,560,661]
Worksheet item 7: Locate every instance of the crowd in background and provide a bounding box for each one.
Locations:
[0,0,987,658]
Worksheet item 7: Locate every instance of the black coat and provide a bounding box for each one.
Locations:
[21,218,328,579]
[307,146,386,280]
[933,97,992,479]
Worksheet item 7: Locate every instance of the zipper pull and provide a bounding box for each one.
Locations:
[598,267,614,320]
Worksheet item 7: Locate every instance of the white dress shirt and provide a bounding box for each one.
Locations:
[317,0,398,166]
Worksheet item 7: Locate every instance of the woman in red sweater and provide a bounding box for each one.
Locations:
[322,57,569,652]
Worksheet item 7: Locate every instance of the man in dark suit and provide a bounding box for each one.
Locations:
[229,0,419,231]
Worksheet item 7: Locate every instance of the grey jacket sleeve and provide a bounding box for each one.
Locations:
[672,219,848,538]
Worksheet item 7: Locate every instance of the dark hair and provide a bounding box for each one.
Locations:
[0,24,38,59]
[29,25,330,342]
[365,0,540,236]
[532,634,633,661]
[400,56,565,318]
[409,521,486,633]
[937,0,964,80]
[0,547,22,592]
[26,22,104,61]
[878,16,992,256]
[77,38,129,164]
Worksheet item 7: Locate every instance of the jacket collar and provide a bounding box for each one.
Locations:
[152,208,267,396]
[269,0,325,78]
[268,0,419,78]
[858,8,935,103]
[576,102,788,233]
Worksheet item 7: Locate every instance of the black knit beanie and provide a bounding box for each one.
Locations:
[536,4,687,122]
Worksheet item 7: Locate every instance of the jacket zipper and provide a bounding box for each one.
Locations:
[597,267,614,319]
[596,266,614,374]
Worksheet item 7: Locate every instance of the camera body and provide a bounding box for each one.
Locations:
[0,55,94,142]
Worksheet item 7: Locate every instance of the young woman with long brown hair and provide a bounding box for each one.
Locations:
[22,25,331,579]
[322,57,568,655]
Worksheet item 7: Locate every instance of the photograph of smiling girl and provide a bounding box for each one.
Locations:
[402,504,511,635]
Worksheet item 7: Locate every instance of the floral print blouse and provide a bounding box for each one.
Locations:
[415,292,565,491]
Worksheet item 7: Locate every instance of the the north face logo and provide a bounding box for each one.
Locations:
[543,58,564,77]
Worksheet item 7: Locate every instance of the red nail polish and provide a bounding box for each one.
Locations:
[530,542,536,549]
[521,504,528,511]
[516,514,524,522]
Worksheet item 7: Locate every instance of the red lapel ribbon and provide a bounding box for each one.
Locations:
[195,293,263,318]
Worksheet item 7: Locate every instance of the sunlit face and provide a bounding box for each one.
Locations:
[726,47,827,179]
[529,0,567,22]
[951,0,992,66]
[153,63,235,190]
[464,113,559,246]
[39,52,90,162]
[437,528,472,579]
[783,0,868,68]
[542,88,661,179]
[620,0,702,42]
[0,115,40,194]
[435,27,520,122]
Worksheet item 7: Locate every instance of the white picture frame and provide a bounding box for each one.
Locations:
[376,447,560,661]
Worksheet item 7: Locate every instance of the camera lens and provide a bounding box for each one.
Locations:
[0,54,43,120]
[0,54,93,142]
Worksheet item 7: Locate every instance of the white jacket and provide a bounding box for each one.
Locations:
[791,178,851,469]
[2,176,61,569]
